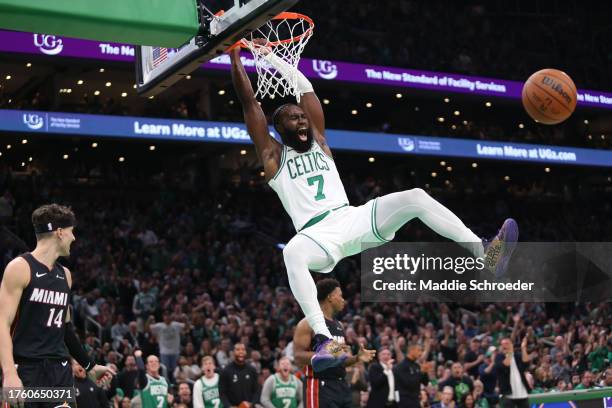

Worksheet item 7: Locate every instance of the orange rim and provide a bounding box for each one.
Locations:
[228,12,314,50]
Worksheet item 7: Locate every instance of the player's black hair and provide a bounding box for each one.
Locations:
[317,278,340,302]
[271,103,296,132]
[31,203,76,239]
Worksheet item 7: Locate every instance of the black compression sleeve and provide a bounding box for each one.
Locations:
[64,322,95,371]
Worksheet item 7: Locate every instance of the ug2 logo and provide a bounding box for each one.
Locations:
[398,137,415,152]
[33,34,64,55]
[23,113,44,130]
[312,60,338,80]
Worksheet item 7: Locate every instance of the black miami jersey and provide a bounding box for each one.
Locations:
[12,253,70,361]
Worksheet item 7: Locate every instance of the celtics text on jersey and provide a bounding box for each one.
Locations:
[268,142,349,232]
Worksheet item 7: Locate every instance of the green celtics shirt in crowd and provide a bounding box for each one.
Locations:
[141,373,169,408]
[195,373,222,408]
[271,373,299,408]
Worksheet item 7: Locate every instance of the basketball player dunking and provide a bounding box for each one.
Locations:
[293,279,375,408]
[0,204,114,408]
[230,46,518,370]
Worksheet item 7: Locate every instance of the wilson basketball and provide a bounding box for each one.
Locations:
[521,68,577,125]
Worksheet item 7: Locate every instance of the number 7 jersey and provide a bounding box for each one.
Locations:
[268,142,349,232]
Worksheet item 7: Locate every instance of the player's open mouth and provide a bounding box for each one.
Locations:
[297,127,308,141]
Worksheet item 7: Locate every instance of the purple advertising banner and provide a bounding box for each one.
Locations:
[2,29,612,109]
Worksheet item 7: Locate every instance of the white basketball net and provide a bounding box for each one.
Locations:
[241,15,313,102]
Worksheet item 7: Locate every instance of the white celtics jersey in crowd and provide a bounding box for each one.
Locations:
[269,141,349,231]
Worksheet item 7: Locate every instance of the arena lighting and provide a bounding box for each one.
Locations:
[451,125,457,130]
[133,84,137,89]
[519,123,524,128]
[414,106,420,111]
[149,145,156,151]
[601,135,606,140]
[121,92,127,97]
[368,157,375,163]
[105,82,112,87]
[91,142,98,148]
[240,149,247,155]
[99,68,105,72]
[63,154,69,159]
[6,145,11,149]
[437,117,445,122]
[26,62,31,67]
[148,95,154,99]
[584,119,589,124]
[485,101,492,107]
[366,102,373,108]
[186,75,191,79]
[21,139,27,144]
[472,162,478,168]
[504,176,510,181]
[462,120,468,125]
[545,167,551,173]
[260,171,265,177]
[445,180,450,185]
[444,97,450,103]
[28,157,32,162]
[322,98,330,104]
[395,93,402,98]
[440,161,446,166]
[431,172,437,177]
[21,162,25,167]
[351,109,358,115]
[94,90,100,96]
[5,75,11,80]
[118,156,125,162]
[453,110,460,116]
[587,135,592,140]
[218,89,226,95]
[229,100,235,105]
[446,166,452,172]
[77,80,84,85]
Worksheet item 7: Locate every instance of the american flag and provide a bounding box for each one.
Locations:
[152,47,168,68]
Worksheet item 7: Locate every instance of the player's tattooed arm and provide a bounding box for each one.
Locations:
[230,48,280,180]
[293,319,315,368]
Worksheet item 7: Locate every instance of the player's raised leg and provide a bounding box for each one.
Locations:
[374,189,518,276]
[283,235,347,371]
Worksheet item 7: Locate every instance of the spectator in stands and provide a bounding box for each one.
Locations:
[433,386,456,408]
[219,343,259,408]
[495,337,533,408]
[113,355,140,399]
[464,338,484,378]
[260,356,302,408]
[367,347,396,408]
[150,311,186,383]
[395,343,430,408]
[112,314,130,345]
[478,346,498,406]
[175,382,193,407]
[575,371,595,390]
[193,356,221,408]
[438,363,474,403]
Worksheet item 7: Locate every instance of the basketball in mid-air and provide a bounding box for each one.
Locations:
[521,68,577,125]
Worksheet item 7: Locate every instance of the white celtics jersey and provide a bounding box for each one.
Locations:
[269,142,349,231]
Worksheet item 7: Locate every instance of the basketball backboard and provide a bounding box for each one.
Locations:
[135,0,298,97]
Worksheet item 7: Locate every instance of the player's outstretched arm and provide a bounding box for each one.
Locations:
[230,48,279,180]
[261,49,331,157]
[0,258,29,388]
